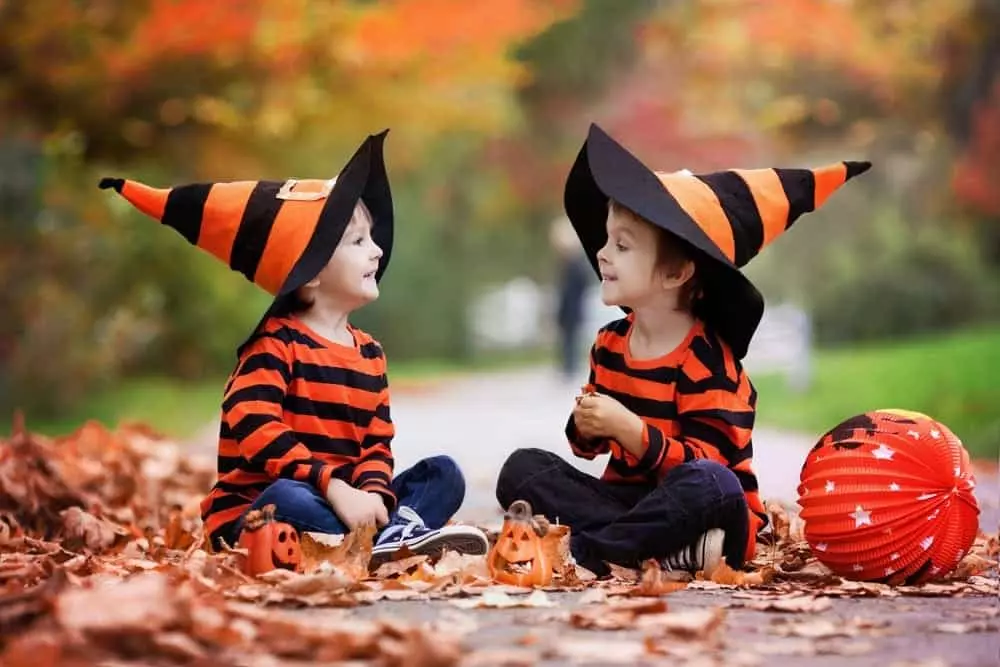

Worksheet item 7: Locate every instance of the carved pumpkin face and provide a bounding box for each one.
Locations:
[487,500,553,587]
[237,504,303,577]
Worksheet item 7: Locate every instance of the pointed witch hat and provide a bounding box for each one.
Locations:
[564,124,871,359]
[98,130,393,344]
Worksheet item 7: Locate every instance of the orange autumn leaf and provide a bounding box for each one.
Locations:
[630,560,689,597]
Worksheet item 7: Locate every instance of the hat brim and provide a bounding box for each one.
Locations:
[278,129,393,297]
[240,130,393,352]
[563,123,763,359]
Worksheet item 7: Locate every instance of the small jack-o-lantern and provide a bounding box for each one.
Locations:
[237,503,302,577]
[488,499,552,587]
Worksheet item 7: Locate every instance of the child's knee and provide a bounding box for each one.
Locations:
[495,448,552,504]
[683,459,742,493]
[423,454,464,481]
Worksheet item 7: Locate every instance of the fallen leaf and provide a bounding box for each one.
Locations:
[465,649,540,666]
[577,588,608,605]
[162,507,196,551]
[549,638,649,664]
[451,589,555,609]
[539,522,573,578]
[701,561,775,587]
[431,550,490,581]
[771,618,855,639]
[932,621,998,634]
[638,607,726,640]
[606,563,640,582]
[59,507,130,553]
[766,501,792,544]
[752,638,874,657]
[299,524,375,579]
[736,593,833,613]
[569,598,668,630]
[372,554,429,579]
[630,559,689,597]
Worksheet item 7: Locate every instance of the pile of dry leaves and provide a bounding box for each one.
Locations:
[1,417,997,666]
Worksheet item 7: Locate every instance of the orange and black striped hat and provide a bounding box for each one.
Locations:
[564,124,870,359]
[98,131,393,300]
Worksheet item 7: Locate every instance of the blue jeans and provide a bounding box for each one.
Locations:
[221,455,466,547]
[496,449,751,575]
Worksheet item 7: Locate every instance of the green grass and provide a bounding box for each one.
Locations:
[2,349,552,440]
[753,326,1000,459]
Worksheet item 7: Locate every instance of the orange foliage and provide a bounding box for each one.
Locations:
[353,0,575,67]
[112,0,264,77]
[952,78,1000,215]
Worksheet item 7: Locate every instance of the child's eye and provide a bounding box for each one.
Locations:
[353,235,365,245]
[615,242,627,252]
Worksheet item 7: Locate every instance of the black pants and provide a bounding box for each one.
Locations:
[495,448,750,575]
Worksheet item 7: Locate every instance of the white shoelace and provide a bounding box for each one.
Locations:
[380,505,426,543]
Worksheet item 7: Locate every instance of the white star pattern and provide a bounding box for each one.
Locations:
[930,429,941,439]
[825,480,836,493]
[907,430,920,439]
[917,492,936,501]
[920,536,934,550]
[850,505,873,528]
[889,483,901,492]
[885,567,894,577]
[890,553,900,561]
[927,509,941,521]
[954,466,961,478]
[871,444,895,460]
[816,543,828,552]
[852,564,864,572]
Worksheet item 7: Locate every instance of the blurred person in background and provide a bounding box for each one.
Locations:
[550,216,593,382]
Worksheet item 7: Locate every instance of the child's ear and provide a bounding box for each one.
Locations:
[661,260,695,290]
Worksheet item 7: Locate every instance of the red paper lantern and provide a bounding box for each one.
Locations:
[797,409,980,585]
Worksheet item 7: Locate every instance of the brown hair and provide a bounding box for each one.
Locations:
[609,200,702,312]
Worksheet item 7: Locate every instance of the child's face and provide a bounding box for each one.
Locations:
[596,205,693,310]
[311,203,383,308]
[596,206,661,308]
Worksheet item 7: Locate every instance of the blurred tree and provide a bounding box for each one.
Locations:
[0,0,580,417]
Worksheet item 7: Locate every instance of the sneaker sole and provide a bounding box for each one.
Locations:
[369,533,489,571]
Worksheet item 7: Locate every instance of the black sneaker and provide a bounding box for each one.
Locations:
[369,506,489,571]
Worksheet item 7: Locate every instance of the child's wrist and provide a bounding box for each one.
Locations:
[616,412,645,451]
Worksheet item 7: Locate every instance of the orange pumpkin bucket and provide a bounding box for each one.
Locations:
[488,500,553,587]
[237,503,303,577]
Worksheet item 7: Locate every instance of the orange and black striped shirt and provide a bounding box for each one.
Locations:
[566,315,768,558]
[200,316,395,545]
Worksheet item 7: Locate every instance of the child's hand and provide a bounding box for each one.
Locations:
[574,392,643,444]
[325,480,390,530]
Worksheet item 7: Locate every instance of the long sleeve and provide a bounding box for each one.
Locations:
[565,344,611,459]
[351,368,397,512]
[222,334,339,496]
